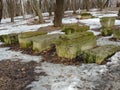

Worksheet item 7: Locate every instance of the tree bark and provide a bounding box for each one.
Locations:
[30,0,44,23]
[0,0,3,22]
[6,0,15,22]
[54,0,64,27]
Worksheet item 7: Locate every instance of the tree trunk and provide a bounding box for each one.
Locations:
[54,0,64,27]
[0,0,3,22]
[30,0,44,23]
[118,9,120,19]
[72,0,77,14]
[20,0,26,19]
[6,0,15,22]
[84,0,90,11]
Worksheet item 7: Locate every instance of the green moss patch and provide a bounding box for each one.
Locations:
[81,13,93,19]
[56,32,96,59]
[62,24,89,34]
[101,27,113,36]
[81,13,92,16]
[83,45,120,64]
[113,28,120,40]
[0,34,18,45]
[18,30,47,38]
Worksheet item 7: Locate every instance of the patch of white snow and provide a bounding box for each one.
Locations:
[28,62,108,90]
[48,30,65,35]
[97,36,120,46]
[0,47,42,62]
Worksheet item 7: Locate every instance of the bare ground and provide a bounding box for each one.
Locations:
[0,60,39,90]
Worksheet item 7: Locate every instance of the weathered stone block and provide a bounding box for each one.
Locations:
[18,31,47,48]
[0,34,18,45]
[100,17,115,28]
[18,30,47,38]
[62,24,89,34]
[81,13,93,19]
[33,34,61,52]
[18,37,33,48]
[113,28,120,40]
[56,32,96,59]
[101,27,113,36]
[83,45,120,64]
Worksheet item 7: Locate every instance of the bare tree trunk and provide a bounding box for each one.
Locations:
[96,0,106,11]
[49,0,54,16]
[0,0,3,22]
[20,0,26,19]
[30,0,44,23]
[72,0,77,14]
[54,0,64,27]
[83,0,90,11]
[6,0,15,22]
[118,9,120,19]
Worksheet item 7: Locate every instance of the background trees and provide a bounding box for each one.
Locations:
[0,0,119,24]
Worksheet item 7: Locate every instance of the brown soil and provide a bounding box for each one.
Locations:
[0,60,44,90]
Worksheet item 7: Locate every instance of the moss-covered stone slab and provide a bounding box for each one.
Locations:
[62,24,89,34]
[101,27,113,36]
[18,30,47,38]
[0,34,18,45]
[100,17,115,28]
[83,45,120,64]
[18,37,33,48]
[33,34,61,52]
[81,13,93,19]
[18,30,47,48]
[56,32,96,59]
[113,28,120,40]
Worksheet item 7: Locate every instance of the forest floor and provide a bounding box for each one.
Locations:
[0,9,120,90]
[0,60,37,90]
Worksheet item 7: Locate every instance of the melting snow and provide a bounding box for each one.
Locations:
[0,47,42,62]
[27,62,108,90]
[47,30,65,35]
[88,30,101,36]
[97,36,120,46]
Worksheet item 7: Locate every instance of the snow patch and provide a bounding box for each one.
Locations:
[97,36,120,46]
[0,23,53,35]
[88,30,101,36]
[0,47,42,63]
[48,30,65,35]
[28,62,108,90]
[107,52,120,66]
[80,18,101,29]
[62,17,78,24]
